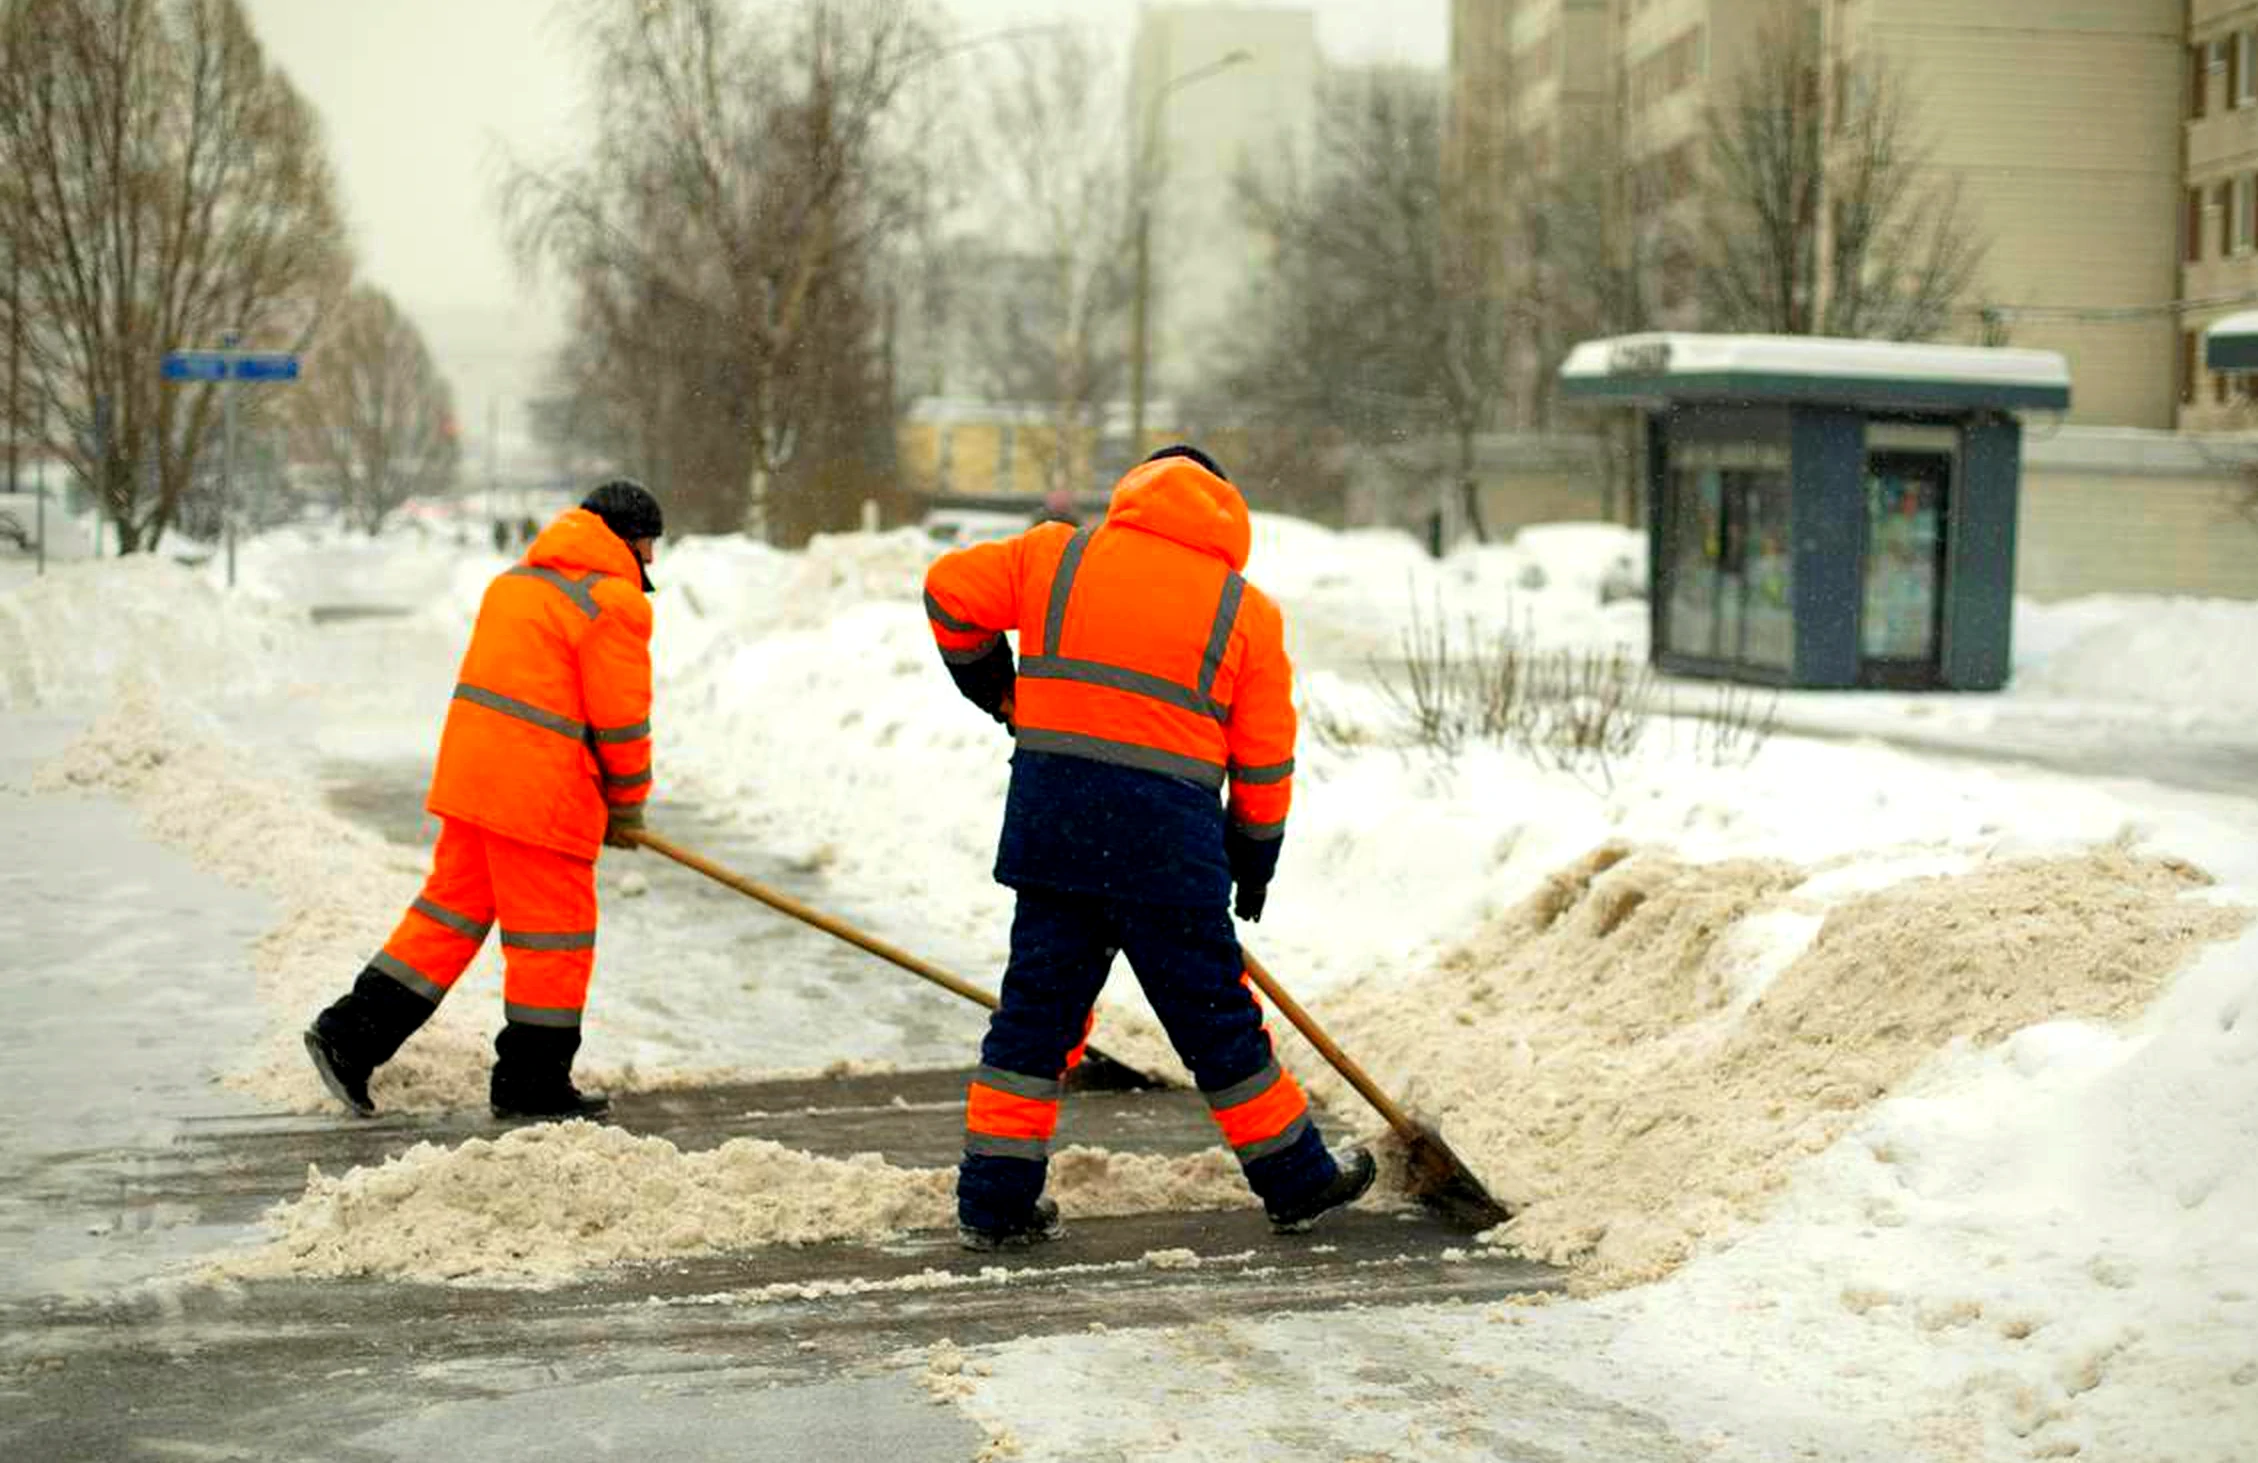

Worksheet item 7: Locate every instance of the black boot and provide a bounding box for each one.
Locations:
[305,967,439,1117]
[958,1197,1064,1253]
[1266,1145,1378,1235]
[489,1021,611,1121]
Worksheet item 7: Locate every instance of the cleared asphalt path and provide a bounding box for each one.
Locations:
[1,722,1562,1463]
[2,1067,1559,1462]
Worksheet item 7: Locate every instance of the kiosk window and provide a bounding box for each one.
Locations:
[1665,442,1792,671]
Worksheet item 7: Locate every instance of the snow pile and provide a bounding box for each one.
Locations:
[220,1125,1254,1284]
[945,890,2258,1462]
[0,555,305,710]
[1301,841,2246,1291]
[1254,517,1647,675]
[229,522,495,613]
[1734,931,2258,1458]
[2013,595,2258,725]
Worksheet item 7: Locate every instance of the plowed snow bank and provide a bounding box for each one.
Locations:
[1305,844,2246,1290]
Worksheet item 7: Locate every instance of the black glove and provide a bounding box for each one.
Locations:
[603,803,645,851]
[1226,824,1281,924]
[945,637,1015,727]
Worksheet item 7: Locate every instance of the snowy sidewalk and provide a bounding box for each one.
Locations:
[0,715,273,1299]
[1663,677,2258,800]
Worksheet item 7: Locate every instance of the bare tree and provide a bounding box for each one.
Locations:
[1513,122,1687,525]
[956,26,1132,498]
[0,0,349,553]
[289,285,459,534]
[1219,68,1508,530]
[1699,4,1986,340]
[506,0,936,544]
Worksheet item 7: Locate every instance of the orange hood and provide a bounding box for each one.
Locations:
[1104,456,1251,571]
[526,507,643,584]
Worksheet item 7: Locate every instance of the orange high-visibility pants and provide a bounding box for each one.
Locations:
[368,816,598,1028]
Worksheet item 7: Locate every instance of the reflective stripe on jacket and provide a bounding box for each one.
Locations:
[923,455,1296,845]
[427,508,655,861]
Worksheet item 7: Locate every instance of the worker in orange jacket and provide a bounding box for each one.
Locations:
[924,445,1375,1249]
[304,480,662,1121]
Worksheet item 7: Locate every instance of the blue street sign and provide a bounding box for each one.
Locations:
[161,352,230,382]
[231,353,300,382]
[160,350,302,382]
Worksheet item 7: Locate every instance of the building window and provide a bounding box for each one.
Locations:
[2240,175,2256,254]
[2193,44,2210,119]
[2233,33,2246,107]
[2188,187,2205,263]
[2218,182,2236,259]
[2183,330,2200,407]
[2241,33,2257,106]
[1630,24,1705,113]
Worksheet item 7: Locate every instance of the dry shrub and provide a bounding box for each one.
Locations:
[1372,594,1654,786]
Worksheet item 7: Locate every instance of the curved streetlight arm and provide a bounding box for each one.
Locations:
[1136,49,1256,185]
[1129,49,1254,452]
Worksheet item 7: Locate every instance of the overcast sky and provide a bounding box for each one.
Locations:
[240,1,1448,467]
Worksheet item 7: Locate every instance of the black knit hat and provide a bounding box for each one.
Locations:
[583,478,663,540]
[581,478,662,590]
[1143,443,1229,482]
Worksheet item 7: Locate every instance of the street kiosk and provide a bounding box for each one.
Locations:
[1560,333,2071,691]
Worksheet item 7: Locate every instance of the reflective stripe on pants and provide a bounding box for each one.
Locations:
[1204,1059,1314,1164]
[373,816,597,1027]
[964,1064,1065,1160]
[375,819,496,1000]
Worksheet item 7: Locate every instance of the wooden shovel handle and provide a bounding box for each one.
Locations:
[1239,949,1421,1147]
[628,828,1000,1011]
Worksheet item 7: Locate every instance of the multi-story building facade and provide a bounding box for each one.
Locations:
[1835,0,2183,431]
[1448,0,2188,430]
[2183,1,2258,429]
[1444,0,1515,302]
[1127,5,1321,403]
[1447,0,1619,425]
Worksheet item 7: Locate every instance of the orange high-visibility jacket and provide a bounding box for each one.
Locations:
[427,508,655,861]
[923,455,1295,841]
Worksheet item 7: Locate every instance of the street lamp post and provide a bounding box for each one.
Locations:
[1128,48,1252,455]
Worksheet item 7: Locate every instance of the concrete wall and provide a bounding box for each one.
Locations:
[2018,429,2258,599]
[1381,423,2258,601]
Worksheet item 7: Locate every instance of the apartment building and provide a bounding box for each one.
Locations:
[1444,0,1514,298]
[2183,1,2258,429]
[1618,0,1761,231]
[1127,6,1321,402]
[1448,0,2187,429]
[1446,0,1619,423]
[1835,0,2183,430]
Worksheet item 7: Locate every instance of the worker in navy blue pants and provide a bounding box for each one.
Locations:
[958,886,1335,1235]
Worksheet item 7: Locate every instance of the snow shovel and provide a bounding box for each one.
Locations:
[1240,949,1513,1231]
[625,828,1166,1091]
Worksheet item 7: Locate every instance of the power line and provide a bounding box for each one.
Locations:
[1968,288,2258,326]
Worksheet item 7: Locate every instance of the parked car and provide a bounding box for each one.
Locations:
[919,508,1025,547]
